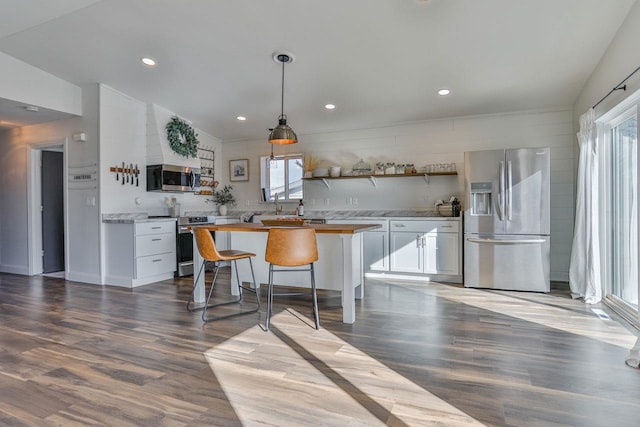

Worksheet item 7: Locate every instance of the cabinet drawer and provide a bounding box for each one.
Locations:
[390,220,459,233]
[136,232,175,257]
[135,221,175,236]
[136,252,176,278]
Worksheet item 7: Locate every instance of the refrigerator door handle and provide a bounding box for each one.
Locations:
[497,161,505,220]
[466,237,546,244]
[507,160,513,220]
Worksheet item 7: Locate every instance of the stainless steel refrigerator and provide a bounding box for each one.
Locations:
[464,147,550,292]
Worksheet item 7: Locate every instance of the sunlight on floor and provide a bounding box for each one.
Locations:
[205,310,485,427]
[413,282,638,349]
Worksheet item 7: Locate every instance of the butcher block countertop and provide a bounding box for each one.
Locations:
[193,222,381,234]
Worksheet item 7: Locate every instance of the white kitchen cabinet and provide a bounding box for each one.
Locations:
[364,230,389,272]
[389,219,461,279]
[325,219,388,272]
[104,219,177,287]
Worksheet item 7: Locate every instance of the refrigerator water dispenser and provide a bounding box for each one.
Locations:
[470,182,492,215]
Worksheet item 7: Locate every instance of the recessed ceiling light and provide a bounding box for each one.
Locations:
[24,105,39,112]
[438,89,451,96]
[141,57,156,67]
[324,104,336,110]
[236,116,247,121]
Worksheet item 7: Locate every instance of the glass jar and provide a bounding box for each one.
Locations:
[352,159,372,176]
[405,163,415,174]
[385,162,396,175]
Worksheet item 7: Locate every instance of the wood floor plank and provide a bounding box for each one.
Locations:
[1,271,639,426]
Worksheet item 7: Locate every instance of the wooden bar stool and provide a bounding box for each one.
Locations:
[264,227,320,331]
[187,227,260,323]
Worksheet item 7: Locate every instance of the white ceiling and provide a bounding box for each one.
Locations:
[0,0,635,140]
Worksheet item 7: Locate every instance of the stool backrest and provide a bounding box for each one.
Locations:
[193,227,223,262]
[265,228,319,266]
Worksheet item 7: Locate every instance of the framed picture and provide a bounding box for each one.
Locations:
[229,159,249,181]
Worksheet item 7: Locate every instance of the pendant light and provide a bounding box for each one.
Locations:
[268,53,297,145]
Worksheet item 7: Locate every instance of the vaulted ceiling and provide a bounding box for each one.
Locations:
[0,0,635,140]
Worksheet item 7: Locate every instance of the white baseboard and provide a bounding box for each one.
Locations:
[103,273,174,288]
[0,264,29,275]
[67,271,102,285]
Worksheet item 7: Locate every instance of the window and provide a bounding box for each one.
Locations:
[260,154,304,202]
[602,106,639,313]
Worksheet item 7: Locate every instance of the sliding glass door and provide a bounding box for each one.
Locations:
[603,108,638,315]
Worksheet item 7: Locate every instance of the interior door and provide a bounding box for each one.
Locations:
[505,147,550,235]
[41,151,64,273]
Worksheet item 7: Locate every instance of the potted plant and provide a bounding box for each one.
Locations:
[209,185,236,215]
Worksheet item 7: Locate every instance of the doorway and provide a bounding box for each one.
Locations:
[41,150,64,273]
[28,140,68,277]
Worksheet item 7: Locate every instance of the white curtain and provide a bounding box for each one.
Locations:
[569,108,602,304]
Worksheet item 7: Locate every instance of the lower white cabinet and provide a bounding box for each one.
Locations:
[389,220,460,277]
[326,219,388,272]
[326,218,461,282]
[104,219,177,287]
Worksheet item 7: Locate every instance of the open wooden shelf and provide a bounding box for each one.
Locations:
[303,171,457,188]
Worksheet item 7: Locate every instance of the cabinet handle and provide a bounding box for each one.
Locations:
[151,226,161,230]
[416,235,421,248]
[152,259,162,263]
[394,224,406,228]
[152,238,161,241]
[421,237,426,248]
[440,225,453,228]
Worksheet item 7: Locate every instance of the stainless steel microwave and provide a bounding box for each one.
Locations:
[146,164,201,192]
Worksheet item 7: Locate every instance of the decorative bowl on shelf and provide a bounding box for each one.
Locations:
[312,168,329,177]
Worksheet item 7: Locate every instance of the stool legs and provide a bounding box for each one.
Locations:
[264,263,320,331]
[310,263,320,329]
[187,257,260,323]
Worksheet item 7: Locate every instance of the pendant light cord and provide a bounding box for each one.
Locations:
[280,55,286,117]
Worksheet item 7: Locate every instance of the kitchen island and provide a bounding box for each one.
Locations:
[192,222,380,324]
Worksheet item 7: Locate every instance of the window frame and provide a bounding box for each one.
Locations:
[259,153,304,202]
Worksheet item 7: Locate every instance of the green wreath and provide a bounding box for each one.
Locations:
[166,116,199,158]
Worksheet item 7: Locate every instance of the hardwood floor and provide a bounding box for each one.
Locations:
[0,271,639,426]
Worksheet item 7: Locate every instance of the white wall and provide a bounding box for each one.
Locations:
[0,51,82,116]
[98,86,223,217]
[574,1,640,118]
[0,83,223,284]
[223,109,575,281]
[97,85,222,283]
[0,83,100,282]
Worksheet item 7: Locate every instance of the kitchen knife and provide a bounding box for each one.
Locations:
[135,163,139,186]
[122,162,125,185]
[115,165,119,181]
[130,163,134,185]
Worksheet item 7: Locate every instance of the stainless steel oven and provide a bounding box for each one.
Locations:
[176,216,215,277]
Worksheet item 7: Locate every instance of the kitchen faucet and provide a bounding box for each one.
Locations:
[274,193,282,214]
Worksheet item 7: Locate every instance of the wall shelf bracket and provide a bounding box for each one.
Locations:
[368,176,377,188]
[423,174,430,186]
[320,178,330,189]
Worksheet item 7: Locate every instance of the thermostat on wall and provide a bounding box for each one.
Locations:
[73,132,86,142]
